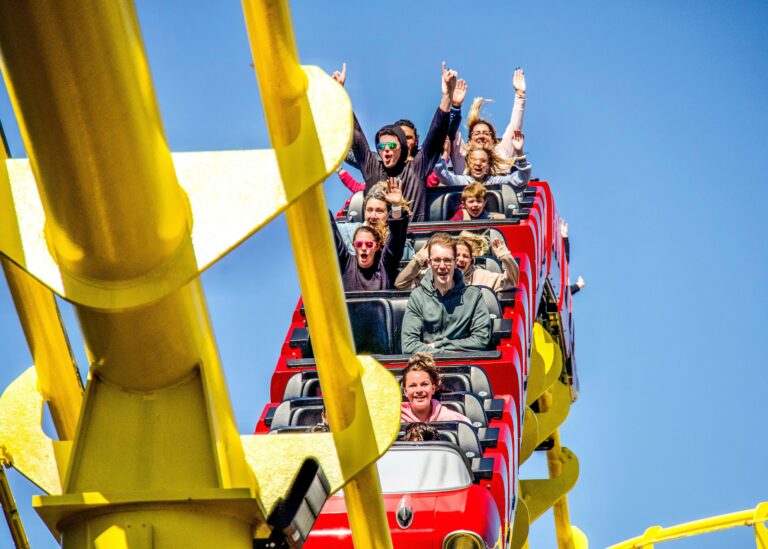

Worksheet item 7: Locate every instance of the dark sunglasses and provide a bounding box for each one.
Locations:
[353,241,377,249]
[376,142,399,151]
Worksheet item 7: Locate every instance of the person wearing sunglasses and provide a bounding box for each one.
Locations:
[401,233,491,354]
[332,62,465,222]
[333,178,409,291]
[449,67,528,176]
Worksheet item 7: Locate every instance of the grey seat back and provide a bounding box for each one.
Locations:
[347,191,365,222]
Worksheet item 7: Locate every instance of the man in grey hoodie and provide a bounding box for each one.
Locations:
[401,233,491,354]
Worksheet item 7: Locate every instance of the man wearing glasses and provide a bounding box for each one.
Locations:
[401,233,491,354]
[332,62,465,221]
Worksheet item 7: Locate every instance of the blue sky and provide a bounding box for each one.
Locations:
[2,1,767,547]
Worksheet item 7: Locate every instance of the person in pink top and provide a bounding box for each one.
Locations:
[400,352,470,423]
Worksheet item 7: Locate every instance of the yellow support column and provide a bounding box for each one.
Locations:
[0,2,263,547]
[1,132,83,441]
[242,1,393,547]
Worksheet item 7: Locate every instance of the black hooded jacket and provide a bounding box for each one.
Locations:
[351,107,452,222]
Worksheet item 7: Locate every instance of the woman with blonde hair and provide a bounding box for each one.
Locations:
[450,68,528,175]
[433,142,531,190]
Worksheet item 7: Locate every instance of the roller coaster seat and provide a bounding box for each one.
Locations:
[267,392,489,430]
[426,184,521,222]
[283,364,494,400]
[289,289,512,356]
[347,191,365,222]
[398,421,489,459]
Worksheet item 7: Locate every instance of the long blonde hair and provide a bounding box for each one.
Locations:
[456,230,490,257]
[463,144,511,177]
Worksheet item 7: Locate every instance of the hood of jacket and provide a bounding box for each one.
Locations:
[374,124,409,175]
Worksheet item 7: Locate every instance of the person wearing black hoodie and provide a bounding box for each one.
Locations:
[332,62,463,222]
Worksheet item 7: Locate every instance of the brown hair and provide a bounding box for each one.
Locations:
[353,225,382,244]
[364,181,412,216]
[425,232,456,257]
[402,352,441,388]
[462,182,488,202]
[404,422,439,442]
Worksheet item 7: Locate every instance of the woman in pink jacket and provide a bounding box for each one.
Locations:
[400,353,470,423]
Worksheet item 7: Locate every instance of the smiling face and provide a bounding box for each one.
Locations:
[364,197,388,226]
[455,243,473,274]
[429,243,455,287]
[467,149,491,180]
[353,229,380,269]
[469,122,494,149]
[377,135,402,169]
[404,370,436,417]
[463,196,486,219]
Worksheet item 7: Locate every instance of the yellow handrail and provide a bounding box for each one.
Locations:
[608,502,768,548]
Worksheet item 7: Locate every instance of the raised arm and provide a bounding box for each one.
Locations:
[330,210,351,270]
[451,131,467,175]
[381,178,409,283]
[412,63,457,178]
[394,245,429,289]
[498,68,527,160]
[490,238,520,291]
[333,63,379,182]
[494,131,531,190]
[337,168,365,193]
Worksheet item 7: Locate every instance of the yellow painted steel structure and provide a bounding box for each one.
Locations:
[2,2,758,549]
[0,1,399,548]
[608,502,768,548]
[513,323,587,549]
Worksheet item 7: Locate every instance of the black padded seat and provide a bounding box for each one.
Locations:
[438,392,488,428]
[398,420,485,459]
[268,397,325,429]
[283,364,494,401]
[347,191,365,222]
[290,288,509,358]
[268,392,488,430]
[474,256,502,274]
[425,184,521,222]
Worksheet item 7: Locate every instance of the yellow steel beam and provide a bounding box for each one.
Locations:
[517,322,586,548]
[519,446,579,525]
[0,68,351,310]
[1,259,83,440]
[242,1,397,547]
[1,1,398,547]
[608,502,768,549]
[0,367,60,495]
[0,2,264,546]
[527,323,562,406]
[1,130,83,441]
[1,461,31,549]
[511,497,531,549]
[519,407,539,464]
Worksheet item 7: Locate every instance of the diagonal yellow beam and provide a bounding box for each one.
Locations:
[608,502,768,548]
[1,128,83,441]
[242,1,396,547]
